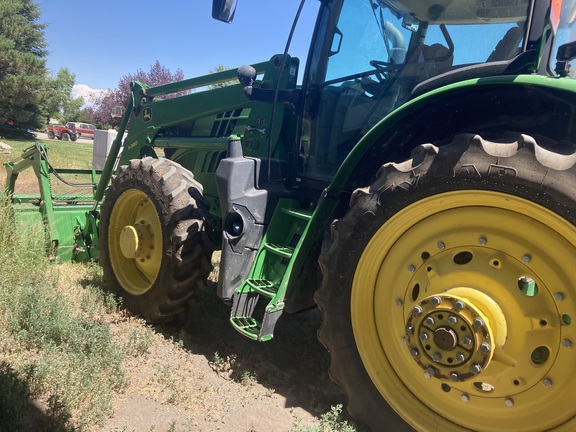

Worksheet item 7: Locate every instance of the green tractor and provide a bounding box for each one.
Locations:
[5,0,576,430]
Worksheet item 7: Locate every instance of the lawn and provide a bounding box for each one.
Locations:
[1,136,95,194]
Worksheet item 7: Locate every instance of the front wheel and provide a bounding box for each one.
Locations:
[47,130,55,139]
[98,157,215,322]
[61,132,70,141]
[316,133,576,431]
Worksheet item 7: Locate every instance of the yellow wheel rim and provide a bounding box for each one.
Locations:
[108,189,163,295]
[352,190,576,431]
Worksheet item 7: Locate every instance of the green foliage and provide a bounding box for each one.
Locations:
[0,362,31,431]
[0,0,48,137]
[291,405,356,432]
[208,64,235,89]
[0,196,131,429]
[43,68,84,123]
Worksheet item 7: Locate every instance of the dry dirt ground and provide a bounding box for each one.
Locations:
[22,264,356,432]
[102,296,346,432]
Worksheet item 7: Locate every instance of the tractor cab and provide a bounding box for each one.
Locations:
[298,0,536,179]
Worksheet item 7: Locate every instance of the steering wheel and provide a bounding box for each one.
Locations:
[369,60,395,82]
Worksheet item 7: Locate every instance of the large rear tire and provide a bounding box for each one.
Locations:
[99,157,214,322]
[316,133,576,431]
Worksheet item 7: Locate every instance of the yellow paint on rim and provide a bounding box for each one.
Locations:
[352,190,576,431]
[108,189,163,295]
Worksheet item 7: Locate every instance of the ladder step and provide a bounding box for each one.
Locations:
[281,207,313,220]
[263,243,294,258]
[246,279,277,298]
[230,316,260,341]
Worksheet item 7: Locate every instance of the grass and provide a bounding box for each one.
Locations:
[290,405,356,432]
[0,136,95,196]
[0,194,132,430]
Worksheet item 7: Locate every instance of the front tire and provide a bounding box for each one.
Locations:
[61,132,70,141]
[47,130,55,139]
[98,157,214,322]
[316,133,576,431]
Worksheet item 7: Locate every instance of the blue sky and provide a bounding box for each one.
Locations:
[37,1,319,90]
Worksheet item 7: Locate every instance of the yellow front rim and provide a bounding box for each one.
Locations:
[108,189,163,295]
[352,190,576,431]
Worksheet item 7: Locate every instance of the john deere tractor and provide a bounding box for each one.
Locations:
[5,0,576,430]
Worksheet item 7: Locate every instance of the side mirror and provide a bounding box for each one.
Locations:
[555,41,576,77]
[212,0,238,23]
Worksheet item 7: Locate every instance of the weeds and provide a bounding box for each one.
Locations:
[0,196,130,430]
[290,405,356,432]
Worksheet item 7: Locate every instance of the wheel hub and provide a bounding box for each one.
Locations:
[119,222,154,261]
[406,292,505,382]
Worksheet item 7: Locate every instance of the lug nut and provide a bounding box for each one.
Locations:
[432,352,442,362]
[456,352,466,362]
[505,398,514,407]
[448,315,458,324]
[408,264,416,272]
[478,236,487,245]
[473,318,484,328]
[462,336,472,346]
[395,298,403,306]
[554,292,565,301]
[543,378,553,387]
[410,348,419,357]
[412,306,423,315]
[471,364,482,374]
[454,300,465,311]
[419,332,429,341]
[461,393,470,403]
[562,339,573,348]
[480,342,491,353]
[450,372,459,382]
[431,296,442,306]
[406,326,414,335]
[425,316,435,326]
[424,367,435,379]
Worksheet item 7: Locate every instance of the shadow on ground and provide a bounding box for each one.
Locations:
[157,281,367,429]
[0,361,74,432]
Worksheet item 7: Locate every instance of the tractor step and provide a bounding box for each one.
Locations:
[263,243,294,258]
[246,278,277,298]
[229,199,315,342]
[230,292,284,341]
[280,207,313,220]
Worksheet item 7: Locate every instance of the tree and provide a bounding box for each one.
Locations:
[0,0,48,137]
[208,64,235,89]
[42,68,84,123]
[91,61,186,128]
